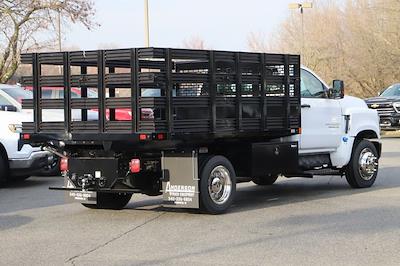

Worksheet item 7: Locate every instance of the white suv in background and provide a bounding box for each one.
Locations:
[0,85,53,184]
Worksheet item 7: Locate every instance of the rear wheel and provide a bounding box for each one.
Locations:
[345,140,379,188]
[82,192,132,210]
[199,156,236,214]
[252,174,279,186]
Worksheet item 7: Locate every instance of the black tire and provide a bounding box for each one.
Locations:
[199,156,236,214]
[82,192,132,210]
[0,155,9,186]
[39,157,61,176]
[345,140,379,188]
[252,174,279,186]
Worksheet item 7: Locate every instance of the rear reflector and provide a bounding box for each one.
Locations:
[157,133,165,140]
[60,158,68,172]
[129,159,141,173]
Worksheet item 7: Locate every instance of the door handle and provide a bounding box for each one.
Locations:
[301,104,311,108]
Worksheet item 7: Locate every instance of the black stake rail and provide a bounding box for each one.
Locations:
[20,47,301,143]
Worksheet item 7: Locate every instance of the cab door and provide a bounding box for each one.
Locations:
[299,69,342,153]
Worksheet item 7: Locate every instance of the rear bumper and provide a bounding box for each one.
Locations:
[9,151,53,176]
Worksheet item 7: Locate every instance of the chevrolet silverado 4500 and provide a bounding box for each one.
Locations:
[20,48,381,214]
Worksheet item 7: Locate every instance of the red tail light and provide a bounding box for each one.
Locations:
[157,133,165,140]
[22,133,31,140]
[129,159,141,173]
[139,134,148,141]
[60,158,69,172]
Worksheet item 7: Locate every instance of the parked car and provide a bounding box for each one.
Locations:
[0,87,54,184]
[365,83,400,130]
[0,84,59,177]
[24,86,132,121]
[7,86,98,121]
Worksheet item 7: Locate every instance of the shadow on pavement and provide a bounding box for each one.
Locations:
[231,165,399,213]
[0,214,33,231]
[124,166,399,215]
[2,176,58,189]
[0,176,64,214]
[2,166,398,216]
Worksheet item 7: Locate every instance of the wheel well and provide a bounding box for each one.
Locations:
[355,130,381,158]
[356,130,378,140]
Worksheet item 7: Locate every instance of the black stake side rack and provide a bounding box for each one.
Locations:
[20,47,300,144]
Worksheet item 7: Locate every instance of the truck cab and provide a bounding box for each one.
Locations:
[296,67,380,186]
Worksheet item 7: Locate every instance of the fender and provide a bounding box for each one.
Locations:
[330,105,380,168]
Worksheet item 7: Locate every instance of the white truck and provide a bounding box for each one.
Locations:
[20,48,381,213]
[0,88,53,184]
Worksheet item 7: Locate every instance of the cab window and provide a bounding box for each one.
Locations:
[301,69,326,98]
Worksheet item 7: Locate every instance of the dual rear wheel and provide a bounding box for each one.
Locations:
[82,192,132,210]
[199,156,236,214]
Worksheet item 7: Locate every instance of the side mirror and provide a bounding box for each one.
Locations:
[0,105,18,112]
[332,80,345,99]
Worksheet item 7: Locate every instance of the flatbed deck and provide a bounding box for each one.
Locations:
[20,47,300,147]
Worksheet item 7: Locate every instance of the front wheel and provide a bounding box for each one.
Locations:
[199,156,236,214]
[82,192,132,210]
[345,140,379,188]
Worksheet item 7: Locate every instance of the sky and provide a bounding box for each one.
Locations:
[64,0,299,51]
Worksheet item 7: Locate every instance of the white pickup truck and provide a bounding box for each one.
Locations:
[0,85,54,184]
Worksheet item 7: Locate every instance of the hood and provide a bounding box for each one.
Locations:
[0,110,29,124]
[365,96,400,103]
[340,95,368,109]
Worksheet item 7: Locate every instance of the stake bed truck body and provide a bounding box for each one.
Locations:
[20,47,381,213]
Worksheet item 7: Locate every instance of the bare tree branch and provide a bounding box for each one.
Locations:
[0,0,97,83]
[247,0,400,97]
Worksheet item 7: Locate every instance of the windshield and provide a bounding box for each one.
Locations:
[0,93,15,106]
[1,87,33,103]
[381,84,400,97]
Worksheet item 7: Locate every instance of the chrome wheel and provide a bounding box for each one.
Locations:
[358,148,378,181]
[208,165,232,205]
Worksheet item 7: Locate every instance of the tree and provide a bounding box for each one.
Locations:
[183,36,208,50]
[0,0,96,83]
[247,0,400,97]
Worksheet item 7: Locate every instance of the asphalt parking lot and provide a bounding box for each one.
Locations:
[1,137,399,266]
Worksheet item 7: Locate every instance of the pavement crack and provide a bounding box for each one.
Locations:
[65,212,165,264]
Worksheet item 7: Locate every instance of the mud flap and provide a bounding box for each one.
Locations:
[161,151,200,209]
